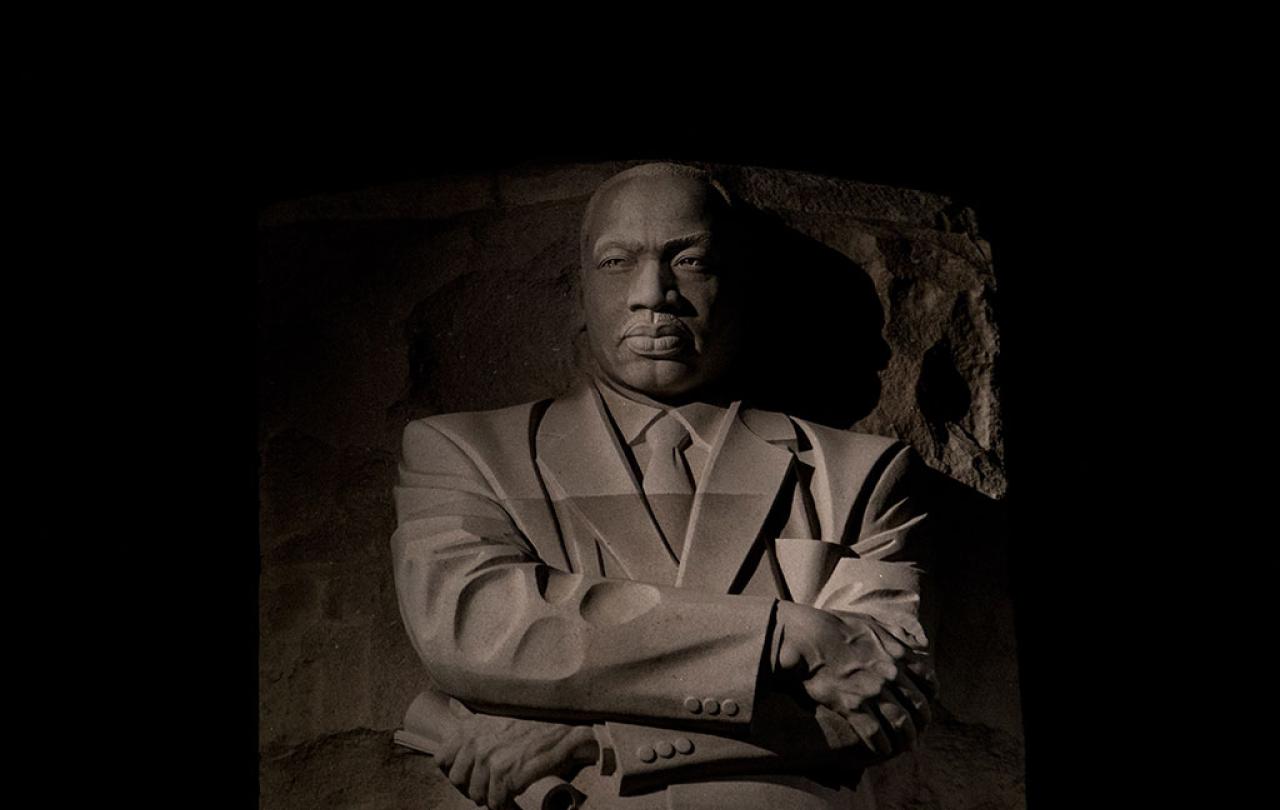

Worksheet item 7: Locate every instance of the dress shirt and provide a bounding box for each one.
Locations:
[594,378,730,489]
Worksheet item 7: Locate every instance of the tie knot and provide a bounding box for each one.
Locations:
[645,414,690,451]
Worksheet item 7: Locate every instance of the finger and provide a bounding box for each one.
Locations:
[549,728,594,776]
[873,624,926,661]
[844,706,894,757]
[468,755,491,805]
[833,642,898,678]
[872,630,907,659]
[435,750,454,773]
[515,750,561,790]
[447,739,476,791]
[436,733,463,772]
[838,668,890,703]
[903,655,940,699]
[848,633,890,665]
[487,763,510,810]
[873,692,918,752]
[889,669,933,729]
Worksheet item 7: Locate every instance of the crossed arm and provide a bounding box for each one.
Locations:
[392,419,937,807]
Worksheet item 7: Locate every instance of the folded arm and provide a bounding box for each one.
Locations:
[392,418,776,729]
[393,420,936,796]
[596,443,939,791]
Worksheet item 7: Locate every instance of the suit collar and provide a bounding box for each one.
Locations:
[595,380,663,445]
[539,381,798,594]
[594,378,726,450]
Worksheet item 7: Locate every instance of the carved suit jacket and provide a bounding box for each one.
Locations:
[391,380,932,800]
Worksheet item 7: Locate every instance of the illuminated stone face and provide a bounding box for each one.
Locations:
[580,174,742,402]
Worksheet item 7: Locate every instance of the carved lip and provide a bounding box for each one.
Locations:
[623,334,687,358]
[620,316,692,358]
[620,321,690,339]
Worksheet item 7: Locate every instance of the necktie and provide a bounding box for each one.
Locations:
[642,414,694,554]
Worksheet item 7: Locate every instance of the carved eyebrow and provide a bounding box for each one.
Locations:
[593,238,643,256]
[591,232,713,258]
[661,232,713,253]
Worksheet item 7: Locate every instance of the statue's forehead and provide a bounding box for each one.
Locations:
[588,176,716,237]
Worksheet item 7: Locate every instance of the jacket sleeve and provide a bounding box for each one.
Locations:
[598,696,869,794]
[391,417,777,729]
[816,443,936,651]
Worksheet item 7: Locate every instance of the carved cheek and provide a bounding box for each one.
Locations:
[583,290,620,343]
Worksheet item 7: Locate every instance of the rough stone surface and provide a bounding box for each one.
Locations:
[258,161,1020,808]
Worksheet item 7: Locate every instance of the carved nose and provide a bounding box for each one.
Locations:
[628,259,677,311]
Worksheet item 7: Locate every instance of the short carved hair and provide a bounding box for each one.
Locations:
[579,162,736,262]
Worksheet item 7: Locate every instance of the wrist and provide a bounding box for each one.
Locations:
[773,600,813,677]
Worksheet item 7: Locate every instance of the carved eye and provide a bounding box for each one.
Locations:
[674,255,709,271]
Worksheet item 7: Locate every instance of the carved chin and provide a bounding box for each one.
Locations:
[612,357,703,396]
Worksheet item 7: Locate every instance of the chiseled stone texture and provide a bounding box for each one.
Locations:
[259,161,1020,809]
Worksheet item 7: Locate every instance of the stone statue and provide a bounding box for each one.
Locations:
[390,163,938,810]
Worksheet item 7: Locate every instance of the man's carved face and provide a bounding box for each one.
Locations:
[580,174,742,401]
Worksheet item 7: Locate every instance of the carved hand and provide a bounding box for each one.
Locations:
[435,713,598,810]
[775,601,934,758]
[829,608,940,704]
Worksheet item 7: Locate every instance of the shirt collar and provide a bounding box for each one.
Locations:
[594,378,728,449]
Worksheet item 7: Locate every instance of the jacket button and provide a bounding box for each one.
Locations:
[655,741,675,759]
[683,697,702,713]
[722,699,739,717]
[702,698,720,715]
[636,745,656,763]
[674,737,694,754]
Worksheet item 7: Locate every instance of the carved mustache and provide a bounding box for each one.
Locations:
[620,311,693,340]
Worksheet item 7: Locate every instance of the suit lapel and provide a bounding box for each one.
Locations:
[791,419,898,544]
[676,402,795,593]
[536,384,680,584]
